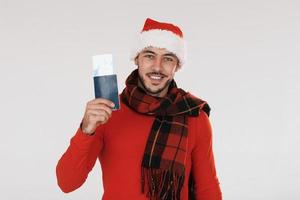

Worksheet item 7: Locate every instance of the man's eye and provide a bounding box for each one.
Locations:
[145,54,154,59]
[164,57,174,62]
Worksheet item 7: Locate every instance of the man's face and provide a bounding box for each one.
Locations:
[135,47,179,97]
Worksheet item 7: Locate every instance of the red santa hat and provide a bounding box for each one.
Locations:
[130,18,186,68]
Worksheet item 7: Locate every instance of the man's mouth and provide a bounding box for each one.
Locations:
[147,73,165,81]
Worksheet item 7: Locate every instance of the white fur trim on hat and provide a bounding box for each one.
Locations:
[130,29,186,68]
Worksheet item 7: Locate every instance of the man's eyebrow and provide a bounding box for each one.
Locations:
[140,50,177,58]
[163,53,177,58]
[141,50,156,54]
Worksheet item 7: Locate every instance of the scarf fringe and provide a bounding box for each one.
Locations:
[141,167,185,200]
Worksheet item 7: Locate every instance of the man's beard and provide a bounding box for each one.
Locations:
[138,73,172,96]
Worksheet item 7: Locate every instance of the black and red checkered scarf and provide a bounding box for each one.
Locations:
[121,69,210,200]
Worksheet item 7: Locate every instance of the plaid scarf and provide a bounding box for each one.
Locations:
[121,69,210,200]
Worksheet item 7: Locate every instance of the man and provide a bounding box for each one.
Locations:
[56,18,222,200]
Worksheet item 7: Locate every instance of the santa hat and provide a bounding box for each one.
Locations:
[130,18,186,68]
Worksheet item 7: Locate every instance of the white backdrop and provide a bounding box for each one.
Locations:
[0,0,299,199]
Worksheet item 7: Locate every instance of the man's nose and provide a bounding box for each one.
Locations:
[152,57,163,71]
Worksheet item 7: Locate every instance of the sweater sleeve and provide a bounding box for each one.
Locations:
[191,111,222,200]
[56,122,105,193]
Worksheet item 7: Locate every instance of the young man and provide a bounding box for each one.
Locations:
[56,18,222,200]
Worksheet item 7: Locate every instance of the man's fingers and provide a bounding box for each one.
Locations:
[82,98,114,133]
[87,111,109,122]
[87,109,110,118]
[87,104,112,117]
[87,98,115,108]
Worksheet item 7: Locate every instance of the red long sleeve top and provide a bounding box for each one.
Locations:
[56,101,222,200]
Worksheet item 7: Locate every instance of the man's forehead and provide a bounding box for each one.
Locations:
[140,47,177,57]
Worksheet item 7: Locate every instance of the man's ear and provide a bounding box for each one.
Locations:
[134,56,138,66]
[175,62,181,72]
[174,58,181,72]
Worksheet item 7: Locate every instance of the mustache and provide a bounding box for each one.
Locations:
[146,72,166,77]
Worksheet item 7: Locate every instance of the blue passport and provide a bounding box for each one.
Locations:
[93,75,120,110]
[92,54,120,110]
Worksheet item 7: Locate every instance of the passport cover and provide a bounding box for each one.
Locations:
[93,74,120,110]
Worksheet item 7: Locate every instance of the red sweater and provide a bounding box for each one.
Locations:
[56,101,222,200]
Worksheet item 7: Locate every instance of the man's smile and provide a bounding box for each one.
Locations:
[146,73,166,84]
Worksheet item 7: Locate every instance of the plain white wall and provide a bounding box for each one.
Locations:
[0,0,299,199]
